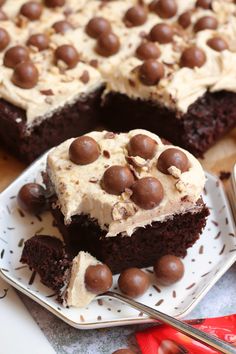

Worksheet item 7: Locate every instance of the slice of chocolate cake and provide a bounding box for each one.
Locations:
[46,129,209,274]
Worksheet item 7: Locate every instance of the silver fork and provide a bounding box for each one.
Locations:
[100,291,236,354]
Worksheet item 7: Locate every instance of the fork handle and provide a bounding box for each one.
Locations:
[105,291,236,354]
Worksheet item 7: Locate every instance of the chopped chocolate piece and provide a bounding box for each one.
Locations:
[44,0,65,7]
[55,44,79,69]
[84,264,113,294]
[194,16,218,32]
[196,0,212,9]
[0,27,10,51]
[154,255,184,285]
[27,33,49,51]
[219,171,231,181]
[40,89,54,96]
[131,177,164,209]
[12,61,39,89]
[52,20,73,33]
[96,32,120,57]
[69,136,100,165]
[127,134,157,159]
[150,23,174,44]
[124,5,148,27]
[86,17,111,39]
[180,46,206,68]
[118,268,150,298]
[80,70,90,84]
[139,59,165,86]
[153,0,177,19]
[102,165,135,195]
[178,11,191,29]
[3,45,29,68]
[207,37,228,52]
[136,41,161,60]
[157,148,189,174]
[20,1,43,21]
[17,183,47,214]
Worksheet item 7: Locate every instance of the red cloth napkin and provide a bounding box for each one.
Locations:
[136,315,236,353]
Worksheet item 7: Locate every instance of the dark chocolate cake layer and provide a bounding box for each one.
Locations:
[102,90,236,157]
[20,235,71,291]
[0,86,103,163]
[51,200,209,274]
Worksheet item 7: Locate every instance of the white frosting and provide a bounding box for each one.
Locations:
[66,251,100,308]
[47,129,206,237]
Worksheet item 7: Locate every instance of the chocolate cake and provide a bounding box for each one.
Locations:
[46,129,209,274]
[0,0,236,162]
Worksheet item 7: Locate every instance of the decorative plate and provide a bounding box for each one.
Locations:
[0,153,235,329]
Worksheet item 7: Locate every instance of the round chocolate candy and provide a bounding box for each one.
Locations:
[17,183,47,214]
[96,32,120,57]
[112,349,135,354]
[154,255,184,285]
[178,11,191,29]
[44,0,65,7]
[157,148,189,174]
[69,136,100,165]
[207,37,228,52]
[153,0,177,19]
[127,134,157,159]
[52,20,73,34]
[124,5,148,27]
[20,1,43,21]
[136,41,161,60]
[102,165,135,195]
[0,9,8,20]
[180,46,206,68]
[27,33,49,51]
[196,0,212,9]
[3,45,30,68]
[150,23,174,44]
[0,28,10,51]
[85,264,113,294]
[131,177,164,210]
[55,44,79,69]
[194,16,218,32]
[118,268,150,298]
[12,61,39,89]
[139,59,164,86]
[85,17,111,39]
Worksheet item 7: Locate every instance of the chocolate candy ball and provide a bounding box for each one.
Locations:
[136,42,161,60]
[0,9,8,21]
[52,20,73,33]
[128,134,157,159]
[55,44,79,69]
[69,136,100,165]
[180,46,206,68]
[196,0,212,9]
[0,28,10,51]
[44,0,65,7]
[17,183,47,214]
[154,255,184,285]
[86,17,111,39]
[157,148,189,174]
[139,59,164,86]
[27,33,49,51]
[178,11,191,29]
[3,45,30,68]
[96,32,120,57]
[20,1,43,21]
[207,37,228,52]
[112,349,135,354]
[153,0,177,19]
[150,23,174,44]
[103,165,135,195]
[118,268,150,298]
[194,16,218,32]
[12,61,39,89]
[131,177,164,210]
[124,5,148,27]
[85,264,113,294]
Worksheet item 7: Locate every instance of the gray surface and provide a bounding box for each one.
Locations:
[19,262,236,354]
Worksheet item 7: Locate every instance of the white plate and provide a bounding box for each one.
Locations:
[0,153,235,329]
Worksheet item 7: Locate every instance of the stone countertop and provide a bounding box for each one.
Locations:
[19,261,236,354]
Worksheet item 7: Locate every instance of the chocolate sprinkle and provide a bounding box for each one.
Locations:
[152,285,161,293]
[0,288,8,299]
[199,245,204,254]
[186,283,196,290]
[219,244,226,255]
[28,270,36,285]
[214,231,221,239]
[18,238,24,247]
[0,249,4,259]
[155,299,164,306]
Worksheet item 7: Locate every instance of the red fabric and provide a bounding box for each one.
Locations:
[136,315,236,354]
